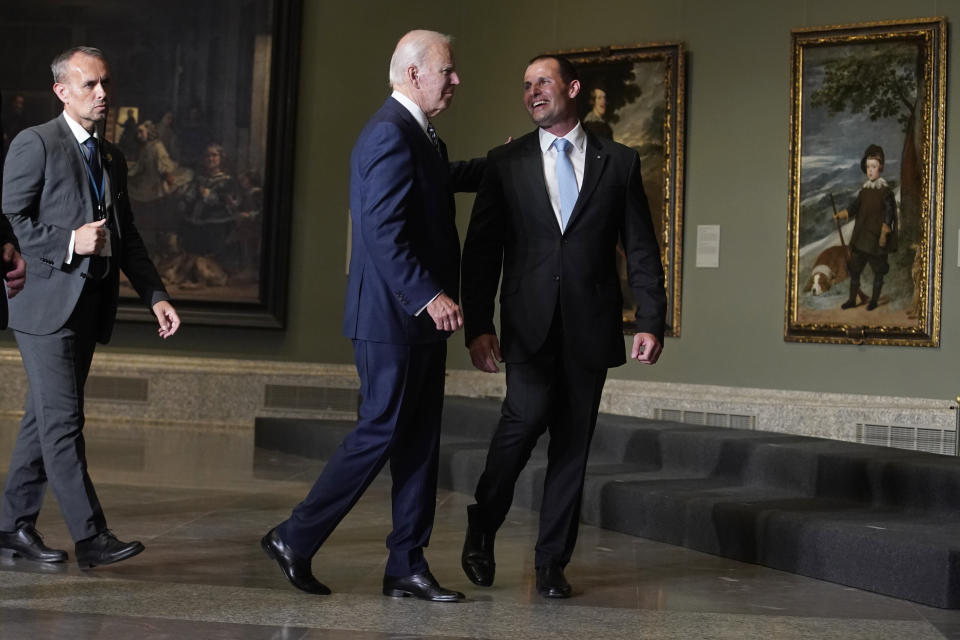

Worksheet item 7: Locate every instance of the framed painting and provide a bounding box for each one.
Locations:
[0,0,302,328]
[784,17,946,346]
[557,42,686,337]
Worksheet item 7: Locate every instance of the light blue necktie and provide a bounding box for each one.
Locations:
[553,137,577,231]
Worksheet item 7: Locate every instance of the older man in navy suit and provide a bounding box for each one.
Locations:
[262,29,483,602]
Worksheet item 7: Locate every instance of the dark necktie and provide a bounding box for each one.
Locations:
[82,136,109,278]
[426,121,441,154]
[83,136,103,196]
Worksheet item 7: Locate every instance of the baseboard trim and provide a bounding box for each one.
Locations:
[0,348,951,445]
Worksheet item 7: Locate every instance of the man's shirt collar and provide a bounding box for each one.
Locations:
[538,122,586,153]
[61,111,99,145]
[391,90,430,136]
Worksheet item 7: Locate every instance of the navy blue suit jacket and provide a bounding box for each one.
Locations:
[343,97,482,345]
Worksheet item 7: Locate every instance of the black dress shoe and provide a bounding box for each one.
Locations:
[536,564,572,598]
[461,526,495,586]
[75,529,144,569]
[383,570,465,602]
[260,527,330,595]
[0,524,67,563]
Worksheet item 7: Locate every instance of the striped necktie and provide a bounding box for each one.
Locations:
[426,121,441,154]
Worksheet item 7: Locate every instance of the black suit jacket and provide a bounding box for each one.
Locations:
[2,115,169,343]
[462,128,666,370]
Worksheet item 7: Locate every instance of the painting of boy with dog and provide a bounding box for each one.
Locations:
[786,19,945,345]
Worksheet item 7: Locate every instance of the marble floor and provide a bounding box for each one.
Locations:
[0,418,959,639]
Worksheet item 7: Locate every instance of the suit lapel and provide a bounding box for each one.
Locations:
[56,117,95,222]
[101,144,121,239]
[385,97,446,170]
[565,132,607,231]
[515,133,556,231]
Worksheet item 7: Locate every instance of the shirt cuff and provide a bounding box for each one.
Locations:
[65,230,76,264]
[415,291,443,316]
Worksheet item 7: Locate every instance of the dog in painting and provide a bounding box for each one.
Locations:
[804,245,850,295]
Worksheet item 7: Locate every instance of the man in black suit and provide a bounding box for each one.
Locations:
[0,46,179,569]
[460,55,666,598]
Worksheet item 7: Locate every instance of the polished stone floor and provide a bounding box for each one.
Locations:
[0,418,959,639]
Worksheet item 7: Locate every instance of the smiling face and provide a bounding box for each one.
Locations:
[53,52,111,133]
[523,57,580,136]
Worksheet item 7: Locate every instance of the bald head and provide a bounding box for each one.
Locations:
[389,29,460,118]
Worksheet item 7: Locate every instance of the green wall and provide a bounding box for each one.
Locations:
[19,0,960,401]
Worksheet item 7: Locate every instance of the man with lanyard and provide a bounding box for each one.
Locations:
[0,46,179,568]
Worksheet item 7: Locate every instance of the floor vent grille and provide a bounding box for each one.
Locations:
[856,423,956,455]
[655,408,756,430]
[264,384,360,412]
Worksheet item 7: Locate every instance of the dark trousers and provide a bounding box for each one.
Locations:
[0,279,106,541]
[848,247,889,292]
[469,310,607,568]
[278,339,446,577]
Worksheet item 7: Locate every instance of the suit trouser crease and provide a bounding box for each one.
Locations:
[279,339,445,576]
[0,282,106,541]
[472,315,607,568]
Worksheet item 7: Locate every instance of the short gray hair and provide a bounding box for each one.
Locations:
[51,46,107,83]
[388,30,451,87]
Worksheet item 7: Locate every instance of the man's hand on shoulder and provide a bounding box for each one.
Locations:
[152,300,181,339]
[425,293,463,332]
[468,333,502,373]
[631,333,662,365]
[1,243,25,298]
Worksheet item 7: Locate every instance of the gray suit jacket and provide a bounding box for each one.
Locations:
[0,215,19,330]
[2,114,169,343]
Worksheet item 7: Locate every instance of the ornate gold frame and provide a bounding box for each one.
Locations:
[556,43,686,337]
[785,18,946,346]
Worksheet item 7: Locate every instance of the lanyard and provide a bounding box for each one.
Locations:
[79,143,105,213]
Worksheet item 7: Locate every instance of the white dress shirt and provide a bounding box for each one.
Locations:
[62,111,111,261]
[538,123,586,230]
[391,90,436,146]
